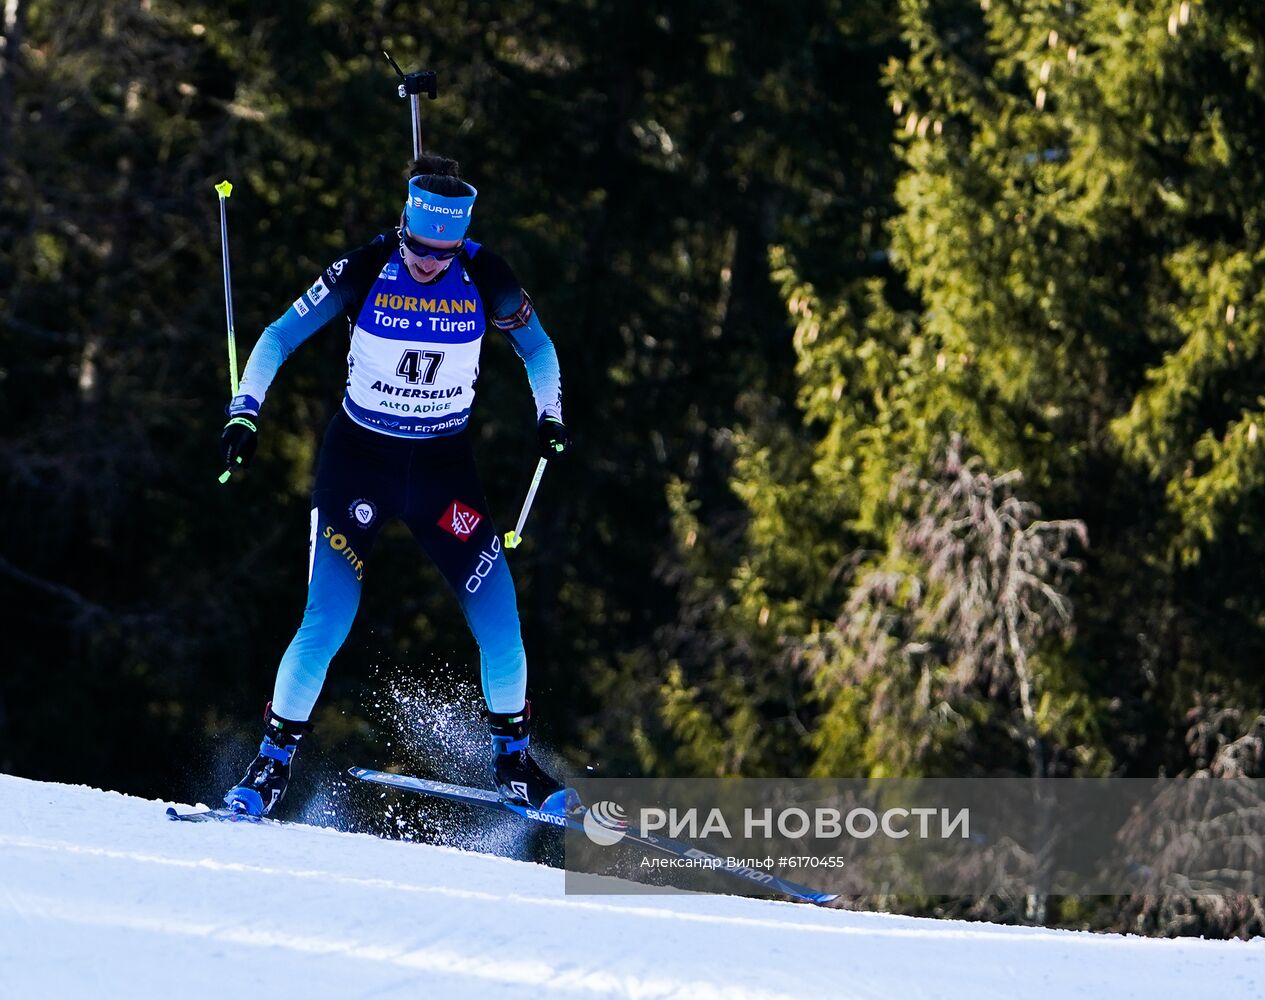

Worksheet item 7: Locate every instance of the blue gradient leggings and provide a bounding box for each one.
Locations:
[270,410,527,722]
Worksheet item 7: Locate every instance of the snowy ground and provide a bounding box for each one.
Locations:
[1,773,1261,999]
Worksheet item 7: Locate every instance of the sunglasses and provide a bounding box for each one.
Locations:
[400,229,465,262]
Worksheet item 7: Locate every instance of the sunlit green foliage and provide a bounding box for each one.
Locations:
[653,0,1264,796]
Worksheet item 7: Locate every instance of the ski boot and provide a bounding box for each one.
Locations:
[224,706,312,817]
[488,703,567,810]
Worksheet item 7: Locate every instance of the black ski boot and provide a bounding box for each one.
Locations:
[224,707,312,817]
[488,703,564,808]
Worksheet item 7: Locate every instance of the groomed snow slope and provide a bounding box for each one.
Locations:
[1,774,1261,1000]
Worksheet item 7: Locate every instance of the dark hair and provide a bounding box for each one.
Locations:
[405,153,469,197]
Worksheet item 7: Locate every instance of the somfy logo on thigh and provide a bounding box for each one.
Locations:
[349,499,376,527]
[583,801,629,846]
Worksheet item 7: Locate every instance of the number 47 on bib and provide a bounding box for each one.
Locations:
[397,349,444,384]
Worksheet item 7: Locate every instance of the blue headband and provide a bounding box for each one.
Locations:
[404,176,477,240]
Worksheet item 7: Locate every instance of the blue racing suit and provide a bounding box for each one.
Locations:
[229,234,563,721]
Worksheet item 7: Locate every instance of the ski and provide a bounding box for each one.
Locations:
[165,806,277,825]
[348,767,572,828]
[348,766,838,906]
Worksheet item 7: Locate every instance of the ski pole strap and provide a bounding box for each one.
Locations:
[504,458,547,550]
[218,415,256,484]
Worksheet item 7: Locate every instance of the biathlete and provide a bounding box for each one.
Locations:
[218,154,569,816]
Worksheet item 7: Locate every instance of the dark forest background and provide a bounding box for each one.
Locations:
[2,0,1264,937]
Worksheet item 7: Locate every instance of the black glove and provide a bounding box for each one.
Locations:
[221,414,259,471]
[537,416,570,458]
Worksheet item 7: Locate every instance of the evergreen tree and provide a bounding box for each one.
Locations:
[655,0,1265,785]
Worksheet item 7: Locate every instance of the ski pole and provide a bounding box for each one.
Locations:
[215,179,239,484]
[504,458,547,550]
